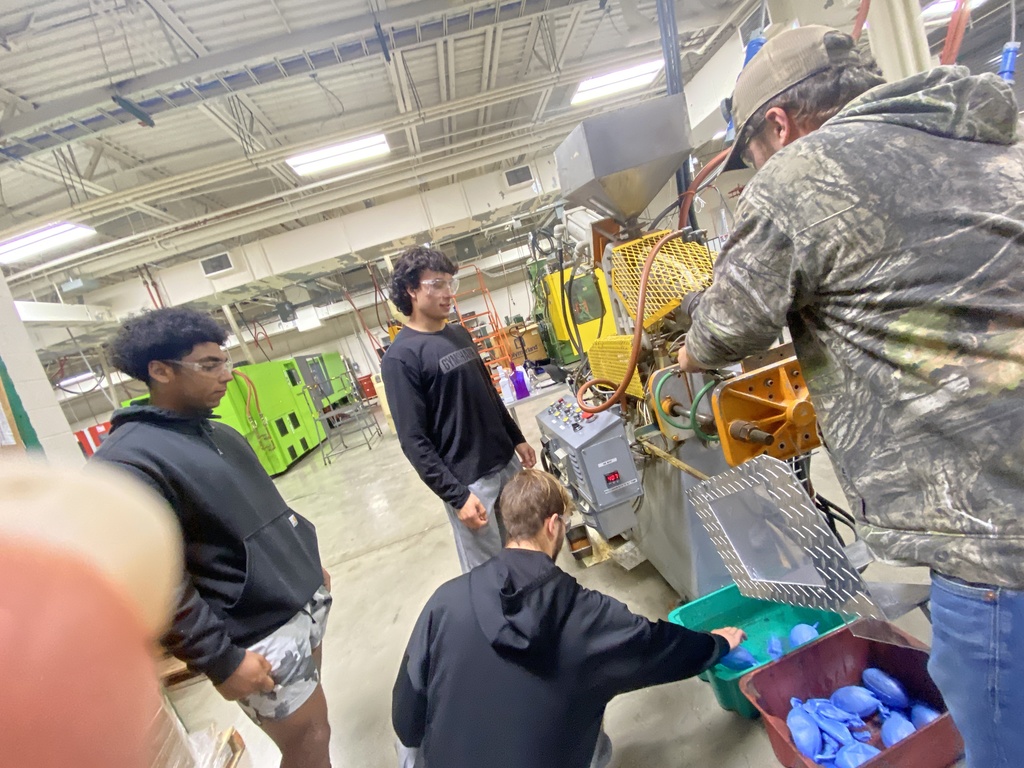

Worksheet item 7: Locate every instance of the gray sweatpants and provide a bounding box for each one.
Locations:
[444,456,522,573]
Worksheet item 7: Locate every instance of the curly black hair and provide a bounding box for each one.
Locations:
[110,307,227,384]
[389,245,456,317]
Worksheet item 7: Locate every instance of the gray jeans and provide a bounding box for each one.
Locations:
[444,456,522,573]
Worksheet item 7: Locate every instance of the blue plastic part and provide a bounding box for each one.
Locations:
[910,702,942,729]
[862,667,910,709]
[802,699,866,727]
[816,733,840,763]
[787,701,823,760]
[767,634,784,661]
[720,645,758,670]
[882,711,917,747]
[807,708,856,746]
[835,742,881,768]
[790,622,820,647]
[999,41,1021,83]
[830,686,881,718]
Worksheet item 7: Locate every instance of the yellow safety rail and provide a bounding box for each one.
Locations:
[586,335,645,400]
[611,230,716,329]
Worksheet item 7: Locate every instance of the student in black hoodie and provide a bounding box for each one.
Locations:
[392,469,745,768]
[92,308,332,768]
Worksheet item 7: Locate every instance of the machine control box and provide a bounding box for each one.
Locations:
[537,398,642,537]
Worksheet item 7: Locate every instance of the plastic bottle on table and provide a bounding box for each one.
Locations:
[497,366,515,404]
[511,365,530,400]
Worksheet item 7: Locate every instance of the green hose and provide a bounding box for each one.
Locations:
[653,372,691,431]
[689,379,721,443]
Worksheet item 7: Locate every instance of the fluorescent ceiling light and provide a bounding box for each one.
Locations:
[0,222,96,265]
[571,60,664,106]
[921,0,989,21]
[286,134,391,175]
[59,372,98,388]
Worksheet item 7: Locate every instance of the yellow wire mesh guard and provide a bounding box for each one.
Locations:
[611,230,717,329]
[587,335,645,400]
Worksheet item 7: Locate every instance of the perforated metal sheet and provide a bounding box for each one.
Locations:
[587,335,645,399]
[687,455,883,619]
[611,230,716,329]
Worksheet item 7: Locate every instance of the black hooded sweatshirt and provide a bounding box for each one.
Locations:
[392,548,728,767]
[92,406,323,684]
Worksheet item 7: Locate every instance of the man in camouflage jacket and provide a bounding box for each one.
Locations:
[679,25,1024,768]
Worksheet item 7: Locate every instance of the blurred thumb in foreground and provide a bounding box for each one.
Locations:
[0,459,183,768]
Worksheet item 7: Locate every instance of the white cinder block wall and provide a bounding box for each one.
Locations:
[0,273,84,466]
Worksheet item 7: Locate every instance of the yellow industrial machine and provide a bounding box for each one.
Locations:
[547,93,836,599]
[541,265,614,361]
[543,74,926,634]
[581,227,820,470]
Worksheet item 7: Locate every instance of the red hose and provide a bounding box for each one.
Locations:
[257,321,273,349]
[575,230,684,414]
[344,291,386,353]
[678,149,732,229]
[851,0,871,42]
[575,149,730,414]
[138,268,159,309]
[940,0,970,65]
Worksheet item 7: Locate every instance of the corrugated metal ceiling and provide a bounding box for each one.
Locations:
[0,0,749,291]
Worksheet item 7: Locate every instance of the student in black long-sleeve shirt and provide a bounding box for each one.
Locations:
[382,246,537,572]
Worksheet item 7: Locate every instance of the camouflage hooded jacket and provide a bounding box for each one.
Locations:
[686,66,1024,588]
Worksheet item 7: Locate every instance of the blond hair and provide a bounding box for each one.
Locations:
[498,469,572,541]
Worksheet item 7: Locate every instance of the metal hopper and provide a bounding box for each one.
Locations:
[555,93,691,224]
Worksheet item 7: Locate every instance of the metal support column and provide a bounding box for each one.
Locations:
[866,0,932,81]
[222,304,256,365]
[655,0,696,227]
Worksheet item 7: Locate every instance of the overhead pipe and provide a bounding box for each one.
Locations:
[12,97,652,287]
[48,134,570,282]
[221,304,257,365]
[0,46,676,240]
[655,0,693,204]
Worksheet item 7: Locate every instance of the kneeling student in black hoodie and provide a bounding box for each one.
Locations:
[392,469,745,768]
[93,308,332,768]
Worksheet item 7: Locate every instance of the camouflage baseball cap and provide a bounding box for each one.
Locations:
[723,25,859,171]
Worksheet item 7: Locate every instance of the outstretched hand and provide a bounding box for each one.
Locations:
[710,626,747,651]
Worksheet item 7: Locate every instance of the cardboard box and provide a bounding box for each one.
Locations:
[505,324,545,365]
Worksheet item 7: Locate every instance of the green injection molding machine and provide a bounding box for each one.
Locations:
[122,352,357,476]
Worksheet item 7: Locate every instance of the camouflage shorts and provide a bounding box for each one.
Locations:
[238,586,332,724]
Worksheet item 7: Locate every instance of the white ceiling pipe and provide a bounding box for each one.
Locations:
[31,132,571,283]
[8,4,751,289]
[10,97,633,286]
[13,74,673,294]
[12,135,556,284]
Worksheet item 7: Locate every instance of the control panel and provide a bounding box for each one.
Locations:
[537,398,642,536]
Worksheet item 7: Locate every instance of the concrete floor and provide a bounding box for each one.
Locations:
[169,388,934,767]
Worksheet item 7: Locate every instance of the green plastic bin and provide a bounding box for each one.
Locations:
[668,584,848,719]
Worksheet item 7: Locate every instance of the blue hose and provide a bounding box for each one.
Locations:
[999,42,1020,83]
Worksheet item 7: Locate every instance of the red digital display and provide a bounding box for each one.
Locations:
[605,471,621,484]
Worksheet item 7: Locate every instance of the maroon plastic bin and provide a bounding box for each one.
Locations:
[739,620,964,768]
